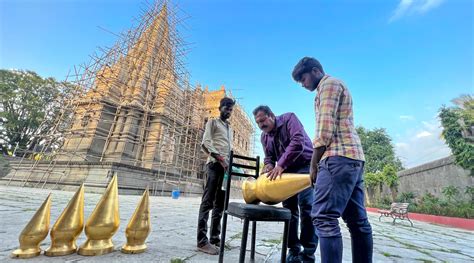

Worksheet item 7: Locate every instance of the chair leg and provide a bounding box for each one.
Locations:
[281,220,290,263]
[250,221,256,261]
[218,213,229,263]
[239,218,250,263]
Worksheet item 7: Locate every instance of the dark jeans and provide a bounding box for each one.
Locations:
[311,156,373,263]
[197,162,225,247]
[283,165,319,261]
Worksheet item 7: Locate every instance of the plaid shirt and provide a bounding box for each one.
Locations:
[313,75,365,161]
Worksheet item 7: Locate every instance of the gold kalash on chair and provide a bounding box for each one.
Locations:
[219,151,312,263]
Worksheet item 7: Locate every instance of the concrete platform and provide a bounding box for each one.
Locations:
[0,185,473,262]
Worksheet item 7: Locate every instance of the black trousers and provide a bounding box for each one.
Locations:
[197,162,225,246]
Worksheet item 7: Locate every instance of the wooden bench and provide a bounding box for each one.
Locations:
[378,202,413,226]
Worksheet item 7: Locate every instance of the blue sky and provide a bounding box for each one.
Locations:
[1,0,472,168]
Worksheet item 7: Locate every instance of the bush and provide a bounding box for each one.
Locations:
[397,192,415,203]
[465,186,474,203]
[380,196,392,206]
[442,186,460,202]
[373,191,473,219]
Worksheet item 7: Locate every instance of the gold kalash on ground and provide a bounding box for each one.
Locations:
[10,176,150,258]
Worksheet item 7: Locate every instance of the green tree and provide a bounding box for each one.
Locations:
[439,94,474,175]
[365,171,384,205]
[382,164,399,202]
[0,70,76,155]
[356,127,403,174]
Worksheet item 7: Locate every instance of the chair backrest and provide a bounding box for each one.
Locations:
[391,202,410,214]
[223,150,260,211]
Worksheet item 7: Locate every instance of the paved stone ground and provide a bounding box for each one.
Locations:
[0,185,472,262]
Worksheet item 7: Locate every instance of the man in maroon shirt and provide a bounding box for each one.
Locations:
[254,105,318,263]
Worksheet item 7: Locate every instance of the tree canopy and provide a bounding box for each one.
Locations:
[356,126,403,173]
[0,69,76,155]
[439,94,474,174]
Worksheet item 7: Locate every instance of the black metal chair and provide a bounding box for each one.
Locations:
[218,151,291,263]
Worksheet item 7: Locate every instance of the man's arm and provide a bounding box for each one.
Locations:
[202,120,227,169]
[313,80,342,149]
[261,134,276,174]
[268,113,306,180]
[276,113,306,170]
[311,80,342,185]
[201,120,217,155]
[310,146,326,185]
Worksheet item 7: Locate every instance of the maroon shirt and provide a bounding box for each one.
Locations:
[261,113,313,171]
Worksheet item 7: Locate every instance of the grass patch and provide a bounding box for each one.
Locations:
[262,238,281,245]
[382,235,435,259]
[170,258,184,263]
[382,252,402,258]
[223,242,232,250]
[416,259,434,263]
[230,232,242,239]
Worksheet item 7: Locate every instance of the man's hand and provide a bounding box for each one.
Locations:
[267,165,284,181]
[310,161,318,186]
[261,164,274,175]
[215,155,228,171]
[310,146,326,187]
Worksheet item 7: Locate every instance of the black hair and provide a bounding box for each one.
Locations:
[292,57,324,82]
[219,97,235,108]
[252,105,273,116]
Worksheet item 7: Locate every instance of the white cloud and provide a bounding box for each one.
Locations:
[400,115,415,121]
[390,0,414,22]
[422,120,437,130]
[418,0,444,13]
[389,0,444,22]
[395,117,451,168]
[416,131,432,138]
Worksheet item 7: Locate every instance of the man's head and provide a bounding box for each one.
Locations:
[292,57,325,91]
[253,105,276,134]
[219,97,235,121]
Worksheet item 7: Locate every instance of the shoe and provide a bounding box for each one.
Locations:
[299,252,315,263]
[197,243,219,255]
[286,251,302,263]
[210,239,221,247]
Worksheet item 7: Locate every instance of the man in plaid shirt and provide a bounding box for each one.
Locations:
[292,57,373,263]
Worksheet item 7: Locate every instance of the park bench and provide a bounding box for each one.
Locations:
[378,202,413,226]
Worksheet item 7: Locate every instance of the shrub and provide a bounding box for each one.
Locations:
[397,192,415,203]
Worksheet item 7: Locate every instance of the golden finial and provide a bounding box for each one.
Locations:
[45,184,84,256]
[78,176,120,256]
[11,194,52,259]
[121,188,151,254]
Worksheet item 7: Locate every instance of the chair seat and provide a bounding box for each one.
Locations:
[227,202,291,221]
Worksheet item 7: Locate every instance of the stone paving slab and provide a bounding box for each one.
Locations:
[0,185,473,262]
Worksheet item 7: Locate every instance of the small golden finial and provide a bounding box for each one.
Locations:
[11,194,52,259]
[121,188,151,254]
[45,184,84,256]
[78,176,120,256]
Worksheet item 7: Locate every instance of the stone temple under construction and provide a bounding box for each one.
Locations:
[2,1,254,196]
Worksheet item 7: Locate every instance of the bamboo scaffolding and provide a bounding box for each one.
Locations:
[4,0,255,195]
